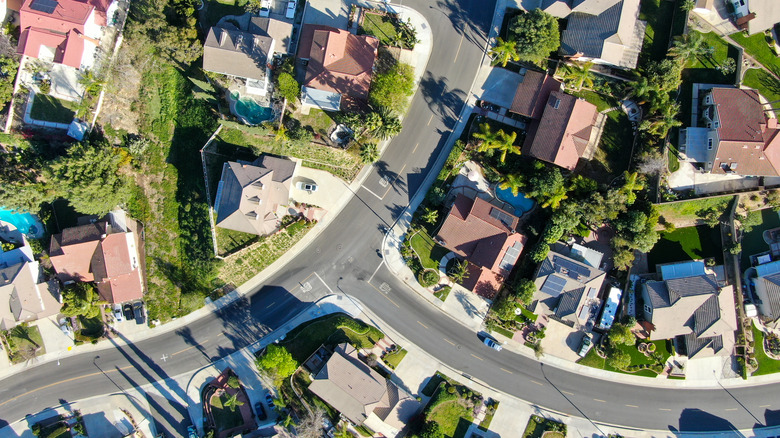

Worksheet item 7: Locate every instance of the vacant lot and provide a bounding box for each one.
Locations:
[648,225,723,268]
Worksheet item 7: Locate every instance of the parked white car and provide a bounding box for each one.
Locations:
[296,181,318,192]
[113,303,123,322]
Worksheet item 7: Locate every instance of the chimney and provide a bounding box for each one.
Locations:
[769,118,778,130]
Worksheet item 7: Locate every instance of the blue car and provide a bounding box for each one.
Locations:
[187,425,198,438]
[483,337,502,351]
[265,393,274,409]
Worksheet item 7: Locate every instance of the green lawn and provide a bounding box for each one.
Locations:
[730,31,779,73]
[410,231,450,270]
[639,0,681,63]
[577,340,670,378]
[427,400,473,438]
[383,348,407,369]
[202,0,246,28]
[422,373,447,396]
[656,196,733,224]
[742,68,780,118]
[434,286,451,301]
[359,12,399,45]
[521,415,566,438]
[752,322,780,376]
[5,325,46,364]
[741,208,780,267]
[279,314,384,363]
[570,90,618,112]
[295,108,336,139]
[491,326,514,338]
[209,391,245,432]
[581,110,633,183]
[34,422,71,438]
[647,225,723,268]
[30,94,77,124]
[682,31,738,84]
[216,227,258,256]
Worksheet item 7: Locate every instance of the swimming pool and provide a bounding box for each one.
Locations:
[0,207,43,236]
[230,92,274,125]
[495,187,535,215]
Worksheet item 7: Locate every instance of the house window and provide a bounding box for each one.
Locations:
[708,138,713,149]
[714,121,719,128]
[553,98,561,109]
[644,304,652,314]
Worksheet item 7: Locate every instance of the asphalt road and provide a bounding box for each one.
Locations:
[0,0,778,434]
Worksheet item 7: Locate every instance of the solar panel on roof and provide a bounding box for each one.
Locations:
[554,256,590,279]
[489,207,514,227]
[498,242,524,271]
[541,274,567,296]
[30,0,58,14]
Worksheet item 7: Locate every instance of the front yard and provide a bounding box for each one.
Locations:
[30,94,77,124]
[209,391,245,432]
[278,314,384,363]
[752,323,780,376]
[578,339,671,378]
[730,31,779,72]
[2,324,46,364]
[647,225,723,268]
[423,380,478,438]
[409,230,450,271]
[742,68,780,118]
[521,415,567,438]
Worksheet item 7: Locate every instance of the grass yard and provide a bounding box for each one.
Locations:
[570,90,618,112]
[577,340,671,378]
[217,125,362,181]
[4,325,45,364]
[682,31,738,84]
[410,231,450,270]
[217,220,314,286]
[434,286,451,301]
[740,208,780,268]
[579,108,633,183]
[30,94,77,124]
[647,225,723,268]
[359,12,399,45]
[422,372,447,397]
[202,0,246,28]
[656,195,733,225]
[521,415,567,438]
[730,31,780,73]
[209,391,245,432]
[427,401,473,438]
[34,422,71,438]
[383,348,407,369]
[742,68,780,118]
[279,314,384,363]
[216,227,258,256]
[294,108,336,139]
[639,0,681,63]
[491,325,514,338]
[752,322,780,376]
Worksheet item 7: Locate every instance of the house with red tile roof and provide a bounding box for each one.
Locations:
[522,91,599,170]
[296,24,379,111]
[49,211,144,304]
[17,0,117,69]
[679,87,780,176]
[509,69,563,119]
[435,195,527,299]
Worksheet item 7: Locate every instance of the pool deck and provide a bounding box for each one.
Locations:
[227,86,277,126]
[0,211,45,239]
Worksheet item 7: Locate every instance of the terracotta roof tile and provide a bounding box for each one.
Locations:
[509,70,562,118]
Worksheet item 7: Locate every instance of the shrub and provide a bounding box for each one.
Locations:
[418,269,439,287]
[446,385,456,394]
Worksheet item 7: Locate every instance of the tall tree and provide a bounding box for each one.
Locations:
[669,32,709,63]
[640,102,682,138]
[369,62,415,114]
[619,171,645,205]
[447,260,470,284]
[473,124,519,163]
[508,9,560,64]
[0,56,19,110]
[256,344,298,386]
[489,38,520,67]
[373,107,403,139]
[223,393,244,412]
[499,173,524,196]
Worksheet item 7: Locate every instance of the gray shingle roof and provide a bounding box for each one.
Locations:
[556,287,585,318]
[203,26,273,80]
[760,273,780,321]
[248,17,293,54]
[691,294,720,336]
[666,274,718,302]
[644,281,672,308]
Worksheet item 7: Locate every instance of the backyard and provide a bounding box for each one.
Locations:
[647,225,723,269]
[30,94,77,124]
[209,391,245,432]
[742,68,780,118]
[639,0,686,63]
[656,196,733,225]
[752,323,780,376]
[729,31,779,72]
[202,0,246,29]
[740,208,780,268]
[681,31,738,84]
[278,314,384,363]
[578,339,671,378]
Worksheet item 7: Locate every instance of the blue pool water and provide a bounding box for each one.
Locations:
[0,208,43,236]
[231,92,273,125]
[495,187,535,215]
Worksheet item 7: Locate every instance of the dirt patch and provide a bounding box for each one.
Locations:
[99,49,142,133]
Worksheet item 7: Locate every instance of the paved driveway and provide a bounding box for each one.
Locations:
[473,66,523,109]
[289,166,348,213]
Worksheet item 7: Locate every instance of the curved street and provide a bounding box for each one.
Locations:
[0,0,779,434]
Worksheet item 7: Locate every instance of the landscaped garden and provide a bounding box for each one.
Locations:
[740,208,780,268]
[729,31,779,72]
[417,377,483,438]
[1,324,46,364]
[29,94,77,124]
[647,225,723,268]
[681,31,739,84]
[277,314,384,363]
[202,369,255,437]
[742,69,780,118]
[382,347,407,370]
[751,323,780,376]
[578,339,671,378]
[409,230,449,271]
[521,414,567,438]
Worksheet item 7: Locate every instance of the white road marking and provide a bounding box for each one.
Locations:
[593,398,606,403]
[361,184,383,200]
[313,272,335,294]
[427,114,434,125]
[368,261,384,283]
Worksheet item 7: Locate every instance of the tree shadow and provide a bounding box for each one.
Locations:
[669,408,743,434]
[433,0,494,48]
[418,72,467,129]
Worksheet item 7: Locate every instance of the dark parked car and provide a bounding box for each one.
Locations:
[265,393,274,409]
[123,303,134,321]
[133,301,145,325]
[254,401,267,421]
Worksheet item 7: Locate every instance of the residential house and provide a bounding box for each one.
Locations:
[641,261,737,358]
[296,24,379,111]
[435,194,527,299]
[17,0,118,70]
[0,240,60,330]
[679,87,780,176]
[522,90,599,170]
[203,26,274,96]
[308,343,421,435]
[213,155,296,236]
[508,69,563,120]
[541,0,646,69]
[752,260,780,327]
[731,0,778,35]
[531,243,607,328]
[49,211,144,304]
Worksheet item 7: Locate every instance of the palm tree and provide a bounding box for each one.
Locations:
[640,103,682,138]
[619,171,645,205]
[563,61,594,91]
[77,69,104,97]
[493,130,520,163]
[223,393,245,412]
[499,173,524,196]
[448,260,470,284]
[626,76,656,104]
[669,32,708,64]
[541,184,568,210]
[373,107,402,139]
[473,123,500,151]
[489,38,520,67]
[422,207,438,224]
[361,112,383,139]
